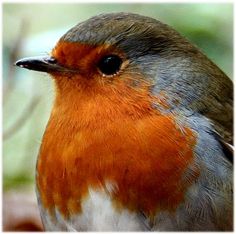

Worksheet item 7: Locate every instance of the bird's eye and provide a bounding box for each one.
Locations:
[98,55,122,76]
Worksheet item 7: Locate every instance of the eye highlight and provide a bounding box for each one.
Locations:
[97,55,123,76]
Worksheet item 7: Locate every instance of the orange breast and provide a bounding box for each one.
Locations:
[36,78,197,219]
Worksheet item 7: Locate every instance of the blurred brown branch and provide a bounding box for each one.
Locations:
[3,19,28,104]
[3,96,41,141]
[3,18,44,232]
[3,19,42,141]
[3,191,44,231]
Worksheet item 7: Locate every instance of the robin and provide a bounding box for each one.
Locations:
[15,13,233,231]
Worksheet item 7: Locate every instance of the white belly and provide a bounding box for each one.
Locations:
[37,188,148,231]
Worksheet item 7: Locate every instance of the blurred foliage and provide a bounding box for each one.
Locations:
[3,3,233,191]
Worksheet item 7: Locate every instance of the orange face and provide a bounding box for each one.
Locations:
[51,40,129,82]
[37,40,198,219]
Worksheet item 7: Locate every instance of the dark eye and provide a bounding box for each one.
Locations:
[98,55,122,76]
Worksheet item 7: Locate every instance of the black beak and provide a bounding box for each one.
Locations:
[15,56,76,74]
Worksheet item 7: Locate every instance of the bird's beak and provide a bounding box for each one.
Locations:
[15,56,76,74]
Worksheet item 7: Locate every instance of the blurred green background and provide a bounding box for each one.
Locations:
[3,3,233,192]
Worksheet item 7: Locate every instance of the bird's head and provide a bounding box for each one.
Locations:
[15,14,194,93]
[15,12,231,120]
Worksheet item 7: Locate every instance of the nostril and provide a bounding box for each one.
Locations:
[45,57,57,64]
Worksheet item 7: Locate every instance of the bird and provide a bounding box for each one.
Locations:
[15,12,233,231]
